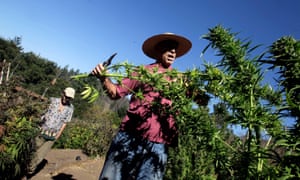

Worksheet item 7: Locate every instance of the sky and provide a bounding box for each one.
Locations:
[1,0,299,73]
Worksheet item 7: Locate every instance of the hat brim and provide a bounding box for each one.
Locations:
[142,33,192,60]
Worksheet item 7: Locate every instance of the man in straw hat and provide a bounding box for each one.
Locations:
[27,87,75,176]
[92,33,192,180]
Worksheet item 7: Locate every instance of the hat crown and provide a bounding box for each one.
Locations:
[64,87,75,99]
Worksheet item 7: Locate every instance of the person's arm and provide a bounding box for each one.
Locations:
[101,77,118,99]
[91,63,118,99]
[55,123,67,140]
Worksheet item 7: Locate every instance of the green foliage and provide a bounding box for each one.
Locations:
[166,108,219,179]
[1,27,300,179]
[269,36,300,123]
[267,36,300,179]
[0,117,37,180]
[0,79,46,179]
[55,105,121,157]
[0,36,22,61]
[201,25,298,179]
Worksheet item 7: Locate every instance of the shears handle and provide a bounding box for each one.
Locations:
[89,53,117,77]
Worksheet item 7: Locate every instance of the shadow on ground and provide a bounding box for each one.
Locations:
[52,173,76,180]
[28,149,104,180]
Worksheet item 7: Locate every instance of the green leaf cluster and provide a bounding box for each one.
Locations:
[1,26,300,179]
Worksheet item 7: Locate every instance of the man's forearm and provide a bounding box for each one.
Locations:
[102,77,118,99]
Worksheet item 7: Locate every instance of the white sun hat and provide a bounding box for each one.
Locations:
[64,87,75,99]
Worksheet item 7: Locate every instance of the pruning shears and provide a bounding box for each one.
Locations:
[76,53,117,103]
[88,52,117,77]
[102,52,117,67]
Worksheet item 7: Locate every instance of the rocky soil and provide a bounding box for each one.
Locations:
[27,149,104,180]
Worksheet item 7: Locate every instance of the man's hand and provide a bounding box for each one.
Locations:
[91,63,107,80]
[91,53,117,80]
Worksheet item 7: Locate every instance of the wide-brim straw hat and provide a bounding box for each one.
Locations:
[142,32,192,60]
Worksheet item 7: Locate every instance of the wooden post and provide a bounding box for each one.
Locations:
[6,62,11,83]
[0,59,6,85]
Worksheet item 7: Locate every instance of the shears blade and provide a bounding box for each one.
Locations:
[103,53,117,67]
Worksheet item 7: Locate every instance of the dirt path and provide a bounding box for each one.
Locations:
[28,149,104,180]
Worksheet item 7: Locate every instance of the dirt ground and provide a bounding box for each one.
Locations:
[27,149,104,180]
